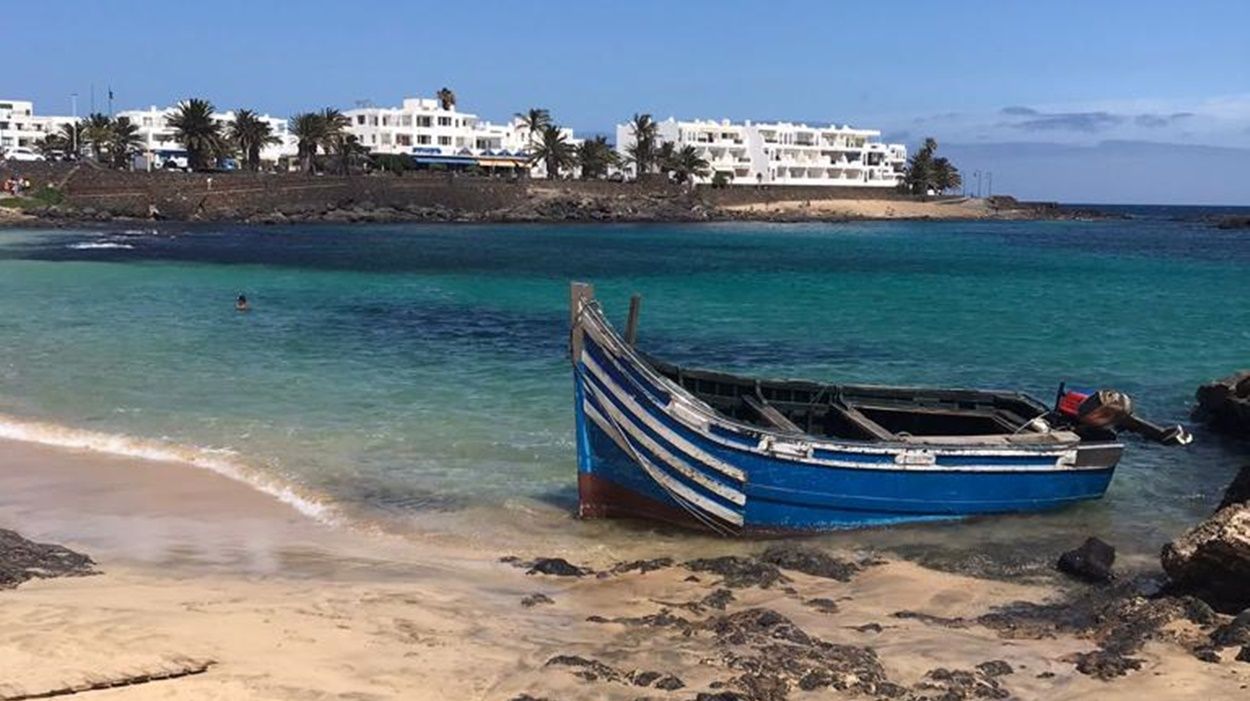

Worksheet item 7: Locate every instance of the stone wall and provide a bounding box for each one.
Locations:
[6,167,530,219]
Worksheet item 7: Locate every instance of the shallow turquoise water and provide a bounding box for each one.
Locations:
[1,213,1248,564]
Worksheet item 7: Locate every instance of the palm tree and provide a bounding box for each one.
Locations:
[228,109,279,171]
[82,113,113,163]
[328,132,369,175]
[514,108,551,146]
[532,125,576,179]
[290,112,325,174]
[575,136,617,180]
[107,116,144,170]
[625,113,658,178]
[657,141,679,177]
[903,136,945,195]
[58,122,85,159]
[931,157,961,194]
[168,98,225,171]
[436,87,456,111]
[318,108,349,155]
[671,145,711,184]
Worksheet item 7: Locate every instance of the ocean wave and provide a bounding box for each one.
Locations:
[0,413,336,524]
[67,242,135,250]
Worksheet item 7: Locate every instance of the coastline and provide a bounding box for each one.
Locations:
[0,164,1102,228]
[3,438,1246,700]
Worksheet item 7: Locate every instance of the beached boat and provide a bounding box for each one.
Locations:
[568,283,1191,535]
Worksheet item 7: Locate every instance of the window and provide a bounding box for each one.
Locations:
[417,135,431,145]
[356,115,365,125]
[396,134,411,146]
[437,136,451,146]
[417,116,431,127]
[437,116,451,126]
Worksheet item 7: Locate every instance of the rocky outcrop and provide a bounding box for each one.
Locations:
[0,528,96,589]
[1056,537,1117,583]
[1215,215,1250,229]
[1162,465,1250,613]
[1193,371,1250,436]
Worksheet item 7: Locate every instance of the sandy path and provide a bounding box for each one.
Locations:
[1,440,1245,700]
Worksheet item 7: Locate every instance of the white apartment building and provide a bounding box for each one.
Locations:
[116,105,297,164]
[344,96,579,177]
[616,117,907,187]
[0,99,77,151]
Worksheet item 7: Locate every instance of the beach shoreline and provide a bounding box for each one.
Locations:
[2,438,1246,700]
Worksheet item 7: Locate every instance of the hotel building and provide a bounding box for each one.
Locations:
[0,99,77,152]
[115,105,297,164]
[343,96,578,177]
[616,117,907,187]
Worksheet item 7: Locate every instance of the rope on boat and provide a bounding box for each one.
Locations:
[580,365,740,538]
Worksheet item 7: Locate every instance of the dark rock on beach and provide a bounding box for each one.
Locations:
[974,660,1014,677]
[611,557,675,575]
[1064,650,1144,680]
[0,528,96,589]
[1161,493,1250,613]
[1209,610,1250,648]
[912,667,1011,699]
[896,576,1213,680]
[1056,537,1117,583]
[526,558,593,577]
[803,598,839,614]
[757,544,862,582]
[521,593,554,608]
[684,556,788,589]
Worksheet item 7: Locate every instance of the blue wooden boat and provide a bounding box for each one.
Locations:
[569,283,1191,535]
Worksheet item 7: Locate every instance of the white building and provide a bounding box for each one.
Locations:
[344,96,579,177]
[0,99,77,152]
[616,117,907,187]
[115,105,297,165]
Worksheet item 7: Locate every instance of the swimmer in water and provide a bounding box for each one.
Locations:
[236,294,250,312]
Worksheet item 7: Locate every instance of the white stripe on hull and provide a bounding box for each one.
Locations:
[582,381,746,506]
[582,353,747,482]
[582,399,745,526]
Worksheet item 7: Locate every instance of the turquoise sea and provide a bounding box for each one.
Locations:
[2,209,1248,569]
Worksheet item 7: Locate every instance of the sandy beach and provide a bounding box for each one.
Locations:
[2,439,1246,700]
[722,197,1001,220]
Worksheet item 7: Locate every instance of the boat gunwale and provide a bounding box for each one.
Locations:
[576,298,1123,466]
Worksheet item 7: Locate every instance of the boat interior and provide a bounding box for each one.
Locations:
[643,355,1082,444]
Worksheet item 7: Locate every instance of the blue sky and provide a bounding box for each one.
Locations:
[8,0,1250,203]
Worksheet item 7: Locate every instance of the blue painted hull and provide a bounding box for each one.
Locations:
[570,293,1121,535]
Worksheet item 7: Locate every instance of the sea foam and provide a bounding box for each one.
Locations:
[67,242,135,250]
[0,413,336,524]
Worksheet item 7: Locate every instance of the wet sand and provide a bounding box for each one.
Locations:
[1,439,1246,700]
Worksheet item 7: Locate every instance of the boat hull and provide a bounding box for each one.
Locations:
[571,301,1121,535]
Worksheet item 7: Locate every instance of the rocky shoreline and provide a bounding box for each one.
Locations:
[8,194,1108,228]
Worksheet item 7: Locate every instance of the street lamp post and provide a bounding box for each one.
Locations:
[973,170,982,198]
[987,171,993,198]
[70,93,78,158]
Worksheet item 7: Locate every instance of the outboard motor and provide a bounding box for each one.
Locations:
[1056,384,1193,446]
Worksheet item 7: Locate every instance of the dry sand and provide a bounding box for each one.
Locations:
[723,197,1000,220]
[1,439,1246,700]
